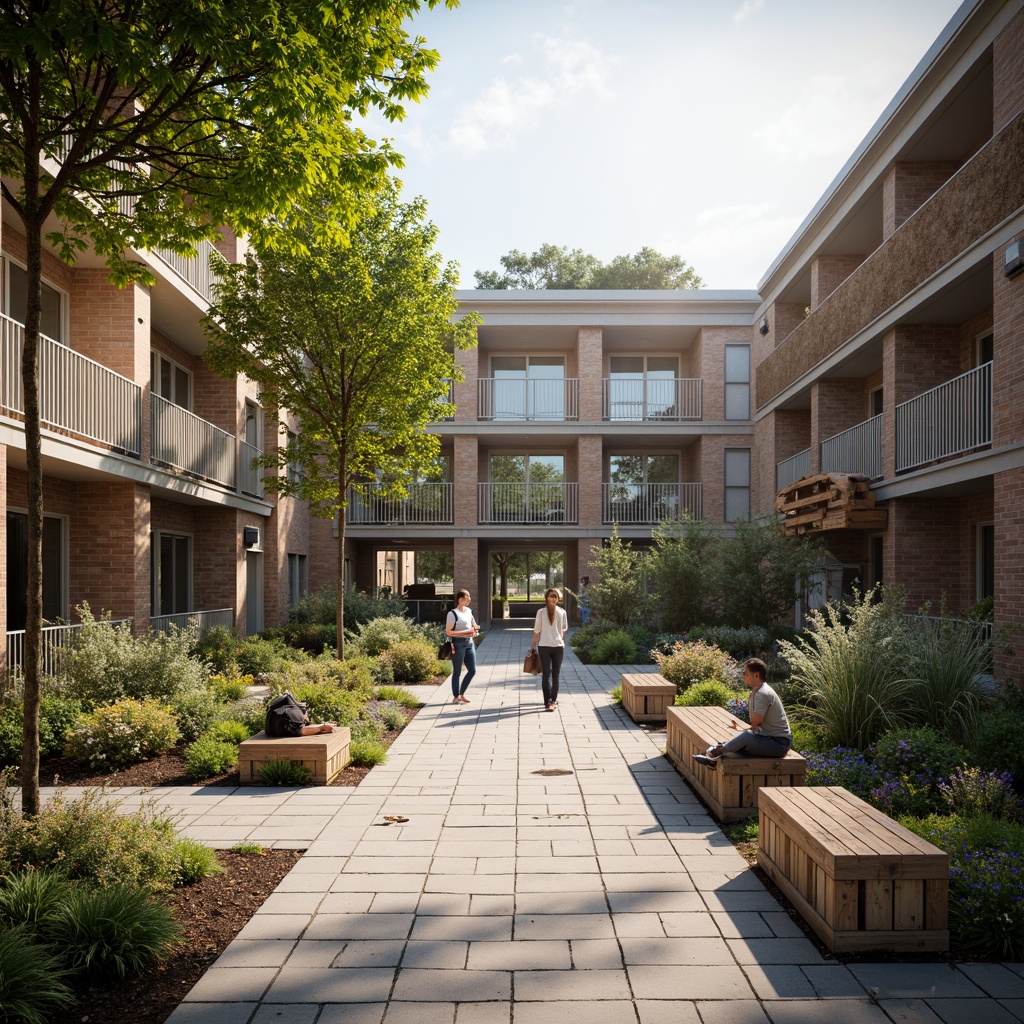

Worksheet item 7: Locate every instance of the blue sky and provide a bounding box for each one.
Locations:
[369,0,966,290]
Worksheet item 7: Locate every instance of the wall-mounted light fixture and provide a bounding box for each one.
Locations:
[758,316,769,335]
[1006,240,1024,277]
[243,526,260,548]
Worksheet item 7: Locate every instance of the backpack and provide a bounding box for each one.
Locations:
[265,691,307,738]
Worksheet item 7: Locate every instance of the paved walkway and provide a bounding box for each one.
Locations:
[51,622,1024,1023]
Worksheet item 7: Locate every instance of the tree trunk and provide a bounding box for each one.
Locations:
[335,457,346,659]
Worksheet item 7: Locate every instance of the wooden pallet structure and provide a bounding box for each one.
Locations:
[776,473,887,535]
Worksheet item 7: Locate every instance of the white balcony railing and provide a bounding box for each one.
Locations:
[6,618,132,680]
[896,362,992,473]
[151,394,237,488]
[603,482,703,523]
[479,482,578,524]
[151,238,218,304]
[1,312,142,455]
[348,482,454,525]
[821,414,883,479]
[238,441,265,498]
[776,448,811,492]
[603,378,702,421]
[477,378,578,421]
[150,608,234,638]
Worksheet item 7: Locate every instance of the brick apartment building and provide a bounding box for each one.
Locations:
[4,0,1024,675]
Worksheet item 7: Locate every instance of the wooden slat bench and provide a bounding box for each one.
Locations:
[665,705,806,822]
[238,727,351,785]
[621,672,676,723]
[757,786,948,953]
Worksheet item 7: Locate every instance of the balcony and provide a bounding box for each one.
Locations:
[6,618,132,679]
[776,449,811,492]
[151,238,218,305]
[603,482,703,524]
[477,378,579,421]
[603,378,702,421]
[821,414,883,479]
[150,607,234,638]
[479,482,578,524]
[1,312,142,455]
[896,362,991,473]
[348,482,454,525]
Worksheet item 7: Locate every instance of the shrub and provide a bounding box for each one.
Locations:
[610,684,622,703]
[207,719,252,744]
[0,870,77,940]
[193,624,241,676]
[218,696,269,736]
[341,588,407,631]
[591,629,638,665]
[230,842,266,854]
[381,639,437,682]
[939,767,1021,820]
[257,759,312,785]
[363,699,407,732]
[184,733,239,781]
[168,686,219,743]
[0,789,179,890]
[569,621,618,663]
[64,698,179,770]
[650,517,721,631]
[0,925,75,1024]
[64,604,208,705]
[375,686,420,709]
[584,529,653,627]
[289,584,340,624]
[687,625,771,659]
[238,635,304,676]
[779,589,917,748]
[348,737,388,767]
[675,679,736,708]
[209,674,253,702]
[278,621,338,654]
[0,694,83,765]
[273,657,375,698]
[791,721,828,753]
[804,748,880,800]
[44,884,181,979]
[351,615,417,657]
[873,727,968,782]
[172,838,224,886]
[653,640,735,694]
[969,706,1024,794]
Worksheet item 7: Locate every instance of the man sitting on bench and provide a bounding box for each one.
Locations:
[693,657,792,768]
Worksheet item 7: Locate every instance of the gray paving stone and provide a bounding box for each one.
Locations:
[182,966,278,1002]
[467,940,570,971]
[657,911,720,937]
[759,1002,890,1023]
[740,964,816,999]
[847,964,986,999]
[513,968,631,1000]
[164,1003,260,1024]
[619,935,734,965]
[400,941,469,969]
[216,939,297,968]
[236,914,312,941]
[921,998,1022,1023]
[380,1003,455,1024]
[628,964,753,1000]
[265,967,396,1003]
[514,1001,641,1024]
[449,1002,511,1023]
[309,1003,387,1023]
[303,913,414,941]
[514,913,615,940]
[801,965,866,997]
[635,1002,703,1024]
[330,940,407,968]
[251,1006,319,1024]
[569,938,625,969]
[727,936,826,965]
[390,968,511,1002]
[411,915,512,941]
[957,965,1024,998]
[874,1000,945,1024]
[691,1002,770,1024]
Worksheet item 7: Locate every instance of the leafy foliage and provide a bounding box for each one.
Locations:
[674,680,737,708]
[193,626,242,677]
[650,518,721,630]
[375,686,421,709]
[940,767,1022,820]
[64,699,179,769]
[0,695,82,765]
[257,760,313,786]
[352,616,420,657]
[653,640,737,694]
[348,737,389,767]
[184,734,239,782]
[0,925,74,1024]
[379,640,437,682]
[172,839,225,887]
[0,870,76,940]
[590,630,639,665]
[585,530,652,627]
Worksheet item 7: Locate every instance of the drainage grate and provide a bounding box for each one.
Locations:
[532,768,574,776]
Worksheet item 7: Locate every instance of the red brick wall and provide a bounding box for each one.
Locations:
[453,344,479,423]
[577,327,603,421]
[810,379,866,473]
[770,303,806,352]
[453,536,479,609]
[995,6,1024,133]
[453,435,478,528]
[69,271,144,380]
[993,229,1024,449]
[882,162,961,239]
[578,436,603,528]
[811,255,864,309]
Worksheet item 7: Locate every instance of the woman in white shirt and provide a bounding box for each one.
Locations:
[446,589,480,704]
[531,587,568,711]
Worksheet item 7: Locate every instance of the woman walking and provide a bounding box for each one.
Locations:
[531,587,568,711]
[446,589,480,704]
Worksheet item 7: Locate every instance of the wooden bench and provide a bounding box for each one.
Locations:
[665,705,806,822]
[621,672,676,723]
[238,728,351,785]
[757,786,948,953]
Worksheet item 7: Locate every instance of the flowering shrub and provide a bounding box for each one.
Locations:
[726,697,750,723]
[362,699,407,732]
[686,625,770,658]
[350,616,418,657]
[653,640,736,694]
[64,699,179,769]
[209,674,254,702]
[675,680,737,709]
[940,767,1022,820]
[803,748,880,800]
[870,775,944,818]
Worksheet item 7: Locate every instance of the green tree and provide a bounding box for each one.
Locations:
[650,517,722,631]
[0,0,458,816]
[586,529,653,627]
[204,179,479,655]
[474,243,703,289]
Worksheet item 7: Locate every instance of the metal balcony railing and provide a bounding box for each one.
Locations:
[603,378,702,421]
[348,482,454,525]
[603,482,703,523]
[150,608,234,638]
[6,618,132,680]
[479,482,578,524]
[821,414,883,479]
[1,312,142,455]
[776,448,811,492]
[477,378,578,421]
[896,362,992,473]
[151,394,238,489]
[151,238,218,304]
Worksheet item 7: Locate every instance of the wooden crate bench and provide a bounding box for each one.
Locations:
[621,672,676,723]
[665,705,805,822]
[757,786,948,953]
[238,728,351,785]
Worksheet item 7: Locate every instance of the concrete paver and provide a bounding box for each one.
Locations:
[40,620,1017,1024]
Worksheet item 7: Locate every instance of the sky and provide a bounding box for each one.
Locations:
[364,0,967,291]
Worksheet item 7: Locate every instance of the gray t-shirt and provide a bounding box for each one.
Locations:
[750,682,790,738]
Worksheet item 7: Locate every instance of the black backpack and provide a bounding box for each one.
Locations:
[265,692,307,737]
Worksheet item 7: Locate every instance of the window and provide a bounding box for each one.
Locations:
[869,387,883,418]
[5,511,67,630]
[151,352,191,410]
[488,454,567,522]
[4,258,65,343]
[724,448,751,522]
[244,400,262,448]
[978,523,994,601]
[607,356,678,420]
[490,355,565,420]
[288,553,308,608]
[151,532,191,616]
[977,331,993,367]
[286,429,302,485]
[724,344,750,420]
[608,453,681,522]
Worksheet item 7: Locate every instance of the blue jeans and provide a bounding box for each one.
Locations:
[721,730,791,757]
[451,639,476,698]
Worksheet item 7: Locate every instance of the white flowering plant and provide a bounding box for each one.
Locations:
[64,699,179,770]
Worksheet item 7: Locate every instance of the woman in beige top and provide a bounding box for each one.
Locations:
[531,588,568,711]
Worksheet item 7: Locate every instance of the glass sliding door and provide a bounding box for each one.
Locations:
[491,356,565,420]
[608,356,678,420]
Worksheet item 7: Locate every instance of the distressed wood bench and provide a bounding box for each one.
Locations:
[757,786,948,953]
[621,672,676,723]
[238,728,351,785]
[665,705,806,821]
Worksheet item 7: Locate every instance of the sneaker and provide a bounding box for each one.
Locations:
[692,753,718,769]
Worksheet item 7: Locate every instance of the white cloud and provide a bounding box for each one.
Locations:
[449,34,614,154]
[732,0,765,26]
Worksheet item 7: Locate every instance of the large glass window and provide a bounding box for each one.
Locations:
[151,352,191,410]
[152,532,191,616]
[608,356,678,420]
[724,344,750,420]
[608,454,680,521]
[724,448,751,522]
[5,512,66,630]
[5,260,65,342]
[488,454,566,522]
[491,356,565,420]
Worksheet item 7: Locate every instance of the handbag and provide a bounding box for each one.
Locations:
[523,648,541,675]
[438,639,454,660]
